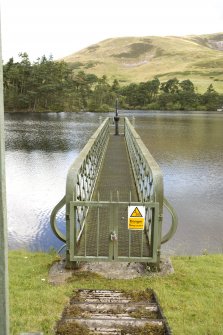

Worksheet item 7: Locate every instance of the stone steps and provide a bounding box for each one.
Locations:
[55,289,172,335]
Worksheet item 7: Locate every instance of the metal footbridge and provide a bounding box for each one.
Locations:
[51,116,178,269]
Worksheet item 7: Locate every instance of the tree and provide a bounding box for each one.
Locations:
[177,80,198,110]
[146,78,160,102]
[202,84,220,111]
[88,75,115,111]
[160,78,179,94]
[4,53,222,112]
[111,79,120,93]
[179,79,195,93]
[120,83,139,108]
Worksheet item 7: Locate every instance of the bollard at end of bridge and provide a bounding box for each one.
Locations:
[114,98,120,135]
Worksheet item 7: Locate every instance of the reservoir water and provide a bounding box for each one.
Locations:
[5,111,223,255]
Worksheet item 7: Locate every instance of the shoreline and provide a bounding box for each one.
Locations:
[4,108,223,114]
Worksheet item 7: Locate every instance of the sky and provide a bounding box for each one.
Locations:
[1,0,223,62]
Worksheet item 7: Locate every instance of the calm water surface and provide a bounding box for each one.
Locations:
[5,111,223,255]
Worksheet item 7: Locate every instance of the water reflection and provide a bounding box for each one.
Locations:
[5,111,223,255]
[135,111,223,255]
[5,112,99,152]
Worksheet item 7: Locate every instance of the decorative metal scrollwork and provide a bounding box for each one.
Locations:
[125,117,177,245]
[50,118,110,243]
[125,119,161,204]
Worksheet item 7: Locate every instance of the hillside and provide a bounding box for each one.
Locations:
[62,33,223,93]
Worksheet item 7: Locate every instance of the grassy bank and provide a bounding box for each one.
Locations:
[9,251,223,335]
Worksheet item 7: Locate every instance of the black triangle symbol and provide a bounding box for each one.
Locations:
[130,207,143,217]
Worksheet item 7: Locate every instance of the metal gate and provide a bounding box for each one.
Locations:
[68,201,159,263]
[51,116,178,269]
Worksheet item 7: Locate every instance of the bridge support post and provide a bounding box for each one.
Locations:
[66,205,79,269]
[0,23,9,335]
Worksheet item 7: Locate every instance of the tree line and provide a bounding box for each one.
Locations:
[3,53,223,112]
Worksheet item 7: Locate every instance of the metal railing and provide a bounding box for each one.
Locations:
[124,117,178,254]
[50,117,110,244]
[51,116,178,267]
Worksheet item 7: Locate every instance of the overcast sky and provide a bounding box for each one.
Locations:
[1,0,223,62]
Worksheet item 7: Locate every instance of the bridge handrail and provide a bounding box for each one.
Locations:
[125,117,164,251]
[125,118,178,249]
[124,117,164,206]
[50,195,66,242]
[124,117,178,247]
[162,197,178,244]
[50,117,110,243]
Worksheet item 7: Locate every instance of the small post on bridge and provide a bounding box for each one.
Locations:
[0,14,10,335]
[114,98,120,135]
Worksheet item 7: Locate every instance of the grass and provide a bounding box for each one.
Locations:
[8,251,223,335]
[62,33,223,93]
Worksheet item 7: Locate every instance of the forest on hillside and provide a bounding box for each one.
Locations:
[3,53,223,112]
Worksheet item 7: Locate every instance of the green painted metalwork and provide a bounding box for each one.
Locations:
[69,200,159,263]
[162,197,178,244]
[50,195,66,242]
[51,116,178,268]
[50,118,110,264]
[124,118,178,256]
[124,117,164,262]
[0,21,9,335]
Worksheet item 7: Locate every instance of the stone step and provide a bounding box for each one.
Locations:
[55,289,172,335]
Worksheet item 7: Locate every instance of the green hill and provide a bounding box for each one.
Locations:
[62,33,223,93]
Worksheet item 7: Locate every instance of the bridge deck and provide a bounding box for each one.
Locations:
[77,133,151,259]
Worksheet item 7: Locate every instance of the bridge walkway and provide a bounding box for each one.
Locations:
[77,132,151,258]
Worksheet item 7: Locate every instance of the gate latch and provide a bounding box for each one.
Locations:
[110,231,118,241]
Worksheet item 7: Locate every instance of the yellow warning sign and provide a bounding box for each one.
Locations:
[130,207,143,217]
[128,217,145,230]
[128,206,145,230]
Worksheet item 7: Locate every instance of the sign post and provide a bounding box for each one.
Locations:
[0,16,9,335]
